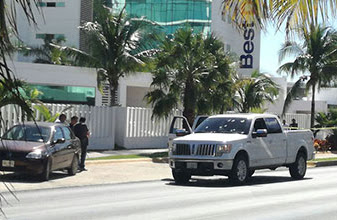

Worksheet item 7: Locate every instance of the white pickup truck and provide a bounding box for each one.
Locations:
[168,114,314,185]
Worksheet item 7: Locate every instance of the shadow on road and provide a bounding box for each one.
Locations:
[163,175,312,188]
[0,171,73,183]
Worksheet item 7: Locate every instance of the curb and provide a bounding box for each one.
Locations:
[307,160,337,167]
[86,158,152,165]
[152,157,169,163]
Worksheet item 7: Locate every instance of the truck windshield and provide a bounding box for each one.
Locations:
[194,117,251,134]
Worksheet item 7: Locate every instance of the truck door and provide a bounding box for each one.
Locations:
[191,115,208,130]
[168,116,192,149]
[248,118,272,167]
[264,117,287,165]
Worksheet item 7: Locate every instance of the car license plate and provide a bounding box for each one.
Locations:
[186,162,197,169]
[2,160,15,167]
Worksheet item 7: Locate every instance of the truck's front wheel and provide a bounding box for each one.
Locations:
[289,152,307,180]
[172,170,191,184]
[229,156,248,185]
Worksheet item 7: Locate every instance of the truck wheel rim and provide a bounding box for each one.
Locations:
[298,157,306,175]
[237,160,247,181]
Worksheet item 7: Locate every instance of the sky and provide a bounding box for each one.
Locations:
[260,18,337,82]
[259,25,292,80]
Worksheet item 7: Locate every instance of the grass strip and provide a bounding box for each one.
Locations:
[87,154,146,160]
[88,152,169,161]
[309,157,337,162]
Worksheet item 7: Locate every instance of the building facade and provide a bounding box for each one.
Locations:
[211,0,261,77]
[111,0,212,36]
[15,0,92,61]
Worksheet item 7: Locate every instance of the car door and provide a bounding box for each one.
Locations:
[168,116,192,149]
[50,126,68,170]
[61,126,76,168]
[247,118,272,167]
[264,117,287,165]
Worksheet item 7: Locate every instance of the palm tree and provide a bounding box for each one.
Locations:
[233,71,279,113]
[0,1,40,119]
[222,0,337,34]
[58,1,161,106]
[278,25,337,128]
[20,35,70,65]
[145,28,234,125]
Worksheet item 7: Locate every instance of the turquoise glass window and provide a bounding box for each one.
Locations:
[31,84,96,106]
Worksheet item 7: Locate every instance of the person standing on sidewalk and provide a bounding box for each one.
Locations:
[74,117,90,171]
[69,116,78,131]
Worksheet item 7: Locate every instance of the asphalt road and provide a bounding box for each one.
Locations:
[2,166,337,220]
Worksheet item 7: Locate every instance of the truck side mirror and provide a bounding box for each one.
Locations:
[252,129,268,138]
[175,129,189,137]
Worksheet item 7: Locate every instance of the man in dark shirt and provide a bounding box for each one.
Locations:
[289,118,298,130]
[74,117,89,171]
[69,116,78,131]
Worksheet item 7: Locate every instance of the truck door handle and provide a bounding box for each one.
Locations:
[247,141,251,143]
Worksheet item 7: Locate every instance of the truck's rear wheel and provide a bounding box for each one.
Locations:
[289,152,307,180]
[172,170,191,184]
[229,155,248,185]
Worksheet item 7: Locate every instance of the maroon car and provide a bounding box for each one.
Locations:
[0,122,81,181]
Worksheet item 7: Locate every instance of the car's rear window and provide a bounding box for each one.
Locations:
[194,117,251,134]
[1,125,51,143]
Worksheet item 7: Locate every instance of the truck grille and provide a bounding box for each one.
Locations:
[174,144,191,155]
[196,144,216,156]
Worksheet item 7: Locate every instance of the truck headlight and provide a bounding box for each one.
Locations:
[26,150,44,159]
[216,144,232,156]
[169,144,176,153]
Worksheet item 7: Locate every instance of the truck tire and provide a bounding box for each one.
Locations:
[229,155,248,185]
[172,170,191,184]
[289,152,307,180]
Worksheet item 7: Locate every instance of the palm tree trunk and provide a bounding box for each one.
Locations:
[109,80,119,106]
[310,84,316,128]
[183,77,196,126]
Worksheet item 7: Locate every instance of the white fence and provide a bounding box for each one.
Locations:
[115,107,182,149]
[0,104,315,149]
[281,113,311,129]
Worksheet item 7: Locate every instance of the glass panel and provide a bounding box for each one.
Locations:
[31,84,95,105]
[253,118,267,131]
[62,127,71,140]
[53,127,64,141]
[2,125,51,143]
[113,0,212,36]
[265,118,282,133]
[195,117,251,134]
[56,2,65,7]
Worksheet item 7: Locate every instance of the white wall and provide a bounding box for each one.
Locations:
[118,72,153,107]
[211,0,261,77]
[265,76,287,115]
[311,88,337,106]
[15,0,81,49]
[286,100,327,114]
[8,61,102,106]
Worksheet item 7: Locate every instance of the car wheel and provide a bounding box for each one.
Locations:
[289,152,307,180]
[68,155,79,176]
[40,158,51,181]
[172,170,191,184]
[229,155,248,185]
